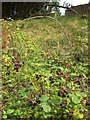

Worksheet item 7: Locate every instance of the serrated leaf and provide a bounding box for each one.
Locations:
[40,102,51,112]
[43,104,51,113]
[70,94,80,104]
[39,95,49,101]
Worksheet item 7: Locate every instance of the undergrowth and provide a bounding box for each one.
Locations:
[1,15,89,119]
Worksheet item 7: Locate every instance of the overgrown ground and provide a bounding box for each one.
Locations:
[2,15,89,119]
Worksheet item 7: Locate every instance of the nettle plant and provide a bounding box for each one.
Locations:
[2,20,88,119]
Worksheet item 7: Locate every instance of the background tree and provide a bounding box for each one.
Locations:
[2,1,61,19]
[2,2,48,19]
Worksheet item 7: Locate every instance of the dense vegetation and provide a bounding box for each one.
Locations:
[2,15,89,119]
[2,2,48,19]
[2,2,58,19]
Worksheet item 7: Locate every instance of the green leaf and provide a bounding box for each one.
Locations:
[40,102,51,112]
[71,73,77,76]
[43,104,51,113]
[69,94,80,104]
[40,102,47,107]
[18,88,25,93]
[49,99,60,104]
[43,105,51,113]
[18,88,28,98]
[8,84,13,87]
[76,92,87,98]
[80,93,87,98]
[15,109,21,115]
[39,95,49,101]
[59,66,65,71]
[2,114,7,119]
[78,113,84,119]
[7,109,14,114]
[22,92,28,98]
[29,85,36,90]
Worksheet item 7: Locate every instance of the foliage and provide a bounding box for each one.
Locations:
[1,15,88,119]
[2,2,48,19]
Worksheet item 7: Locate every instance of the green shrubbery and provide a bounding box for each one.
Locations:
[2,16,88,119]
